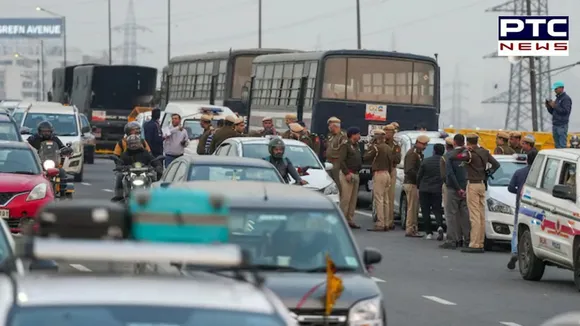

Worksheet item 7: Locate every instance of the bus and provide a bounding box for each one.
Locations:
[70,65,157,152]
[51,64,102,104]
[162,48,299,118]
[244,49,440,136]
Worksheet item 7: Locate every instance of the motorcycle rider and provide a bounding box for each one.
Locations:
[263,138,307,185]
[112,135,163,202]
[113,121,152,157]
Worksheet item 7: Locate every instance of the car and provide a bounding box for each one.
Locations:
[155,155,285,186]
[172,181,386,325]
[79,113,96,164]
[0,141,56,233]
[213,137,339,204]
[0,100,21,115]
[18,102,88,182]
[0,113,22,142]
[517,148,580,291]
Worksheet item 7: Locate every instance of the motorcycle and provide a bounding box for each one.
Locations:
[39,141,74,200]
[110,155,165,203]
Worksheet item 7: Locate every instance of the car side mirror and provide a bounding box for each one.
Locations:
[362,247,382,266]
[29,259,59,272]
[160,182,170,188]
[46,168,59,177]
[81,126,90,133]
[20,127,30,135]
[324,162,333,171]
[552,184,576,202]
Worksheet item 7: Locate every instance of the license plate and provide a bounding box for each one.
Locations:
[0,209,8,219]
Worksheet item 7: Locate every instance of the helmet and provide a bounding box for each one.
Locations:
[570,135,579,148]
[126,135,142,151]
[124,121,141,136]
[37,121,54,140]
[268,138,285,159]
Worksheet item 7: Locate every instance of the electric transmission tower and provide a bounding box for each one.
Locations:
[482,0,551,131]
[112,0,152,65]
[444,64,469,127]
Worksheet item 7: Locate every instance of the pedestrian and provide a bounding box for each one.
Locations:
[494,131,515,155]
[508,132,524,154]
[506,150,537,269]
[441,137,454,210]
[441,134,471,249]
[196,114,214,155]
[339,127,362,229]
[208,115,238,153]
[403,135,429,237]
[520,134,538,156]
[162,113,189,167]
[383,124,401,230]
[546,81,572,149]
[417,143,445,240]
[363,128,393,232]
[451,133,500,253]
[325,117,348,195]
[143,108,163,158]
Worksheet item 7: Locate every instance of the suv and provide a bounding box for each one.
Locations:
[19,102,88,182]
[517,149,580,291]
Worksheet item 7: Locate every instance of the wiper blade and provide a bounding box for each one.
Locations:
[302,266,357,273]
[9,171,36,175]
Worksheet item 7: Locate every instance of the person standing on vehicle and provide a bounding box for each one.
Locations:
[114,122,151,157]
[506,150,537,270]
[209,115,238,153]
[144,108,163,157]
[325,117,348,195]
[570,135,580,148]
[521,134,538,157]
[281,114,298,139]
[508,132,524,154]
[383,124,401,230]
[546,81,572,149]
[494,131,515,155]
[196,114,214,155]
[451,133,500,253]
[417,143,445,240]
[264,138,307,185]
[363,128,393,232]
[403,135,429,237]
[162,113,189,167]
[339,127,362,229]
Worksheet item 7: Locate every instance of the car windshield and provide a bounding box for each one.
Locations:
[188,164,283,183]
[182,119,218,139]
[488,161,526,187]
[242,144,322,169]
[9,305,285,326]
[0,148,40,175]
[23,113,78,136]
[224,208,361,272]
[0,122,19,141]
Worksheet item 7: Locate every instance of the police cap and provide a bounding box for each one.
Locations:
[391,122,400,128]
[510,131,522,138]
[262,116,273,122]
[234,117,245,125]
[416,135,430,144]
[466,133,479,141]
[285,114,297,120]
[200,114,212,122]
[289,123,304,132]
[497,131,510,140]
[445,137,454,146]
[523,134,536,144]
[225,115,237,123]
[327,116,341,124]
[373,128,386,135]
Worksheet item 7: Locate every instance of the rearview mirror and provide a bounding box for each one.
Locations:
[28,259,59,272]
[46,168,59,177]
[362,247,382,266]
[552,184,576,202]
[324,162,333,171]
[81,126,90,133]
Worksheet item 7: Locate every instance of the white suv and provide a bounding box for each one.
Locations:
[517,149,580,291]
[19,102,86,182]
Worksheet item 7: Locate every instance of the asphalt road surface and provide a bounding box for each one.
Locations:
[29,159,580,326]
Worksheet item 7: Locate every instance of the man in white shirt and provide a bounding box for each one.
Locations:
[163,113,189,167]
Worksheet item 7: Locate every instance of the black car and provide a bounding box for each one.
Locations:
[173,181,385,325]
[0,111,22,142]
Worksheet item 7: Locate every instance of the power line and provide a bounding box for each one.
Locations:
[443,64,469,127]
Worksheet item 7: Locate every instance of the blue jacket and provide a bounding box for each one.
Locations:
[508,165,530,206]
[547,92,572,126]
[143,119,163,157]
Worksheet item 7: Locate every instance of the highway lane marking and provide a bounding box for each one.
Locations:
[421,295,457,306]
[102,189,114,192]
[371,277,386,283]
[355,210,372,217]
[69,264,92,272]
[81,182,91,186]
[500,323,522,326]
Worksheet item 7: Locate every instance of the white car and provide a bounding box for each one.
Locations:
[212,137,340,204]
[18,102,86,182]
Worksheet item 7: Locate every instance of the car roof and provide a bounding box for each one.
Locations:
[26,103,76,114]
[0,274,274,313]
[172,181,336,210]
[179,155,275,168]
[0,141,32,149]
[227,137,307,146]
[538,148,580,160]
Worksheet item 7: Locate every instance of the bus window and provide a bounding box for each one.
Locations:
[290,63,303,103]
[281,64,293,106]
[346,58,412,103]
[233,56,254,98]
[217,60,227,98]
[323,58,346,100]
[411,62,435,105]
[271,65,283,105]
[305,62,318,107]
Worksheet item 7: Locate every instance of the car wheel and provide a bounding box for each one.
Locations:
[574,241,580,292]
[74,166,83,182]
[518,229,545,281]
[400,195,407,229]
[484,237,494,251]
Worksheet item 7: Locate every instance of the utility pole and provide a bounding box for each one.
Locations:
[167,0,171,63]
[356,0,361,49]
[526,0,538,131]
[444,65,469,127]
[258,0,262,48]
[108,0,112,64]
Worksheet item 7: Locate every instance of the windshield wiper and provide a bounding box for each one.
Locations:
[302,266,357,273]
[8,171,36,175]
[55,133,76,136]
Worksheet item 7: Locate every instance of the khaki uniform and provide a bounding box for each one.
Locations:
[281,129,292,139]
[510,145,524,154]
[385,138,401,228]
[509,131,524,153]
[197,127,214,155]
[363,138,393,229]
[325,130,348,194]
[338,140,362,223]
[208,127,239,153]
[493,145,515,155]
[403,147,423,234]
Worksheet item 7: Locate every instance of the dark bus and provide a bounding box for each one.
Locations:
[70,65,157,152]
[162,48,299,118]
[51,64,101,104]
[244,49,440,136]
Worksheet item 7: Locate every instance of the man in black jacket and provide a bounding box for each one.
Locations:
[417,143,445,240]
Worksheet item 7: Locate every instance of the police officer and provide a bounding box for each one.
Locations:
[391,122,400,133]
[451,133,500,253]
[403,135,429,237]
[259,117,278,136]
[297,121,320,154]
[521,134,538,156]
[363,128,394,232]
[209,115,239,153]
[196,114,213,155]
[339,127,363,229]
[509,132,524,153]
[494,131,515,155]
[441,137,454,214]
[383,124,401,230]
[233,117,246,135]
[288,123,313,148]
[325,116,348,194]
[570,135,580,148]
[281,114,298,138]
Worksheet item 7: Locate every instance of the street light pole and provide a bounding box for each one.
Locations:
[167,0,171,63]
[356,0,361,49]
[36,7,67,67]
[36,58,41,101]
[258,0,262,48]
[108,0,112,64]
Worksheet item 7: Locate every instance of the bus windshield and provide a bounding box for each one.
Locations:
[91,67,157,110]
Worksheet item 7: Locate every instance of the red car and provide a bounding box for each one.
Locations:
[0,141,57,233]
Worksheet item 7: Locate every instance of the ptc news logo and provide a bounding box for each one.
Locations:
[498,16,569,56]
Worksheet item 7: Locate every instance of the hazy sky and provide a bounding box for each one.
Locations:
[5,0,580,130]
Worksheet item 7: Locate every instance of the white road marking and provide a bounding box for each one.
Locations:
[371,277,386,283]
[81,182,91,186]
[355,210,372,217]
[500,322,522,326]
[421,295,457,306]
[69,264,92,272]
[102,189,113,192]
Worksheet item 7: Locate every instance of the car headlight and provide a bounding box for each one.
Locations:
[26,183,47,201]
[324,182,339,195]
[132,179,145,186]
[73,142,82,154]
[43,160,56,169]
[349,296,383,326]
[486,198,514,215]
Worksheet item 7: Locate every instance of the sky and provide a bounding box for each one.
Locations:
[5,0,580,131]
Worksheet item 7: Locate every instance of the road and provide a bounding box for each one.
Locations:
[35,159,580,326]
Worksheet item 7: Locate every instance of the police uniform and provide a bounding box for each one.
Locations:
[197,114,214,155]
[391,122,400,133]
[452,133,500,252]
[338,128,362,228]
[325,116,348,194]
[281,114,298,139]
[403,134,429,236]
[288,123,313,148]
[383,124,401,229]
[250,117,279,137]
[363,129,394,231]
[509,131,524,154]
[494,131,515,155]
[209,115,240,153]
[441,137,454,209]
[521,134,538,156]
[233,117,246,136]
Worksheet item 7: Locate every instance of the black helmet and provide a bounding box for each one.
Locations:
[37,121,54,140]
[268,137,285,159]
[124,121,141,136]
[571,135,579,148]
